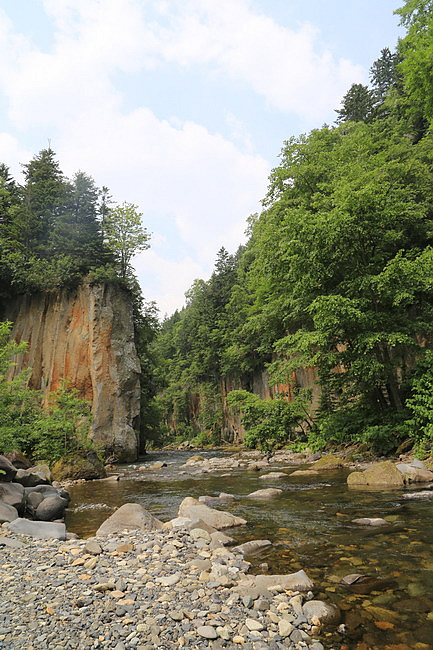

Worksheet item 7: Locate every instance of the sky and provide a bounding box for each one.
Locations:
[0,0,404,317]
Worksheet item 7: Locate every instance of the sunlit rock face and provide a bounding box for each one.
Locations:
[4,282,141,461]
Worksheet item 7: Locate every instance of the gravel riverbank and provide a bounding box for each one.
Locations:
[0,525,330,650]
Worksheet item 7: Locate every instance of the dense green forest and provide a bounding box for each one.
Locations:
[152,0,433,456]
[0,147,158,459]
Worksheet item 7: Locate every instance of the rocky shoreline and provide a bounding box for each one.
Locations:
[0,523,332,650]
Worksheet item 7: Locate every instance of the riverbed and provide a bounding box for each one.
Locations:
[67,450,433,648]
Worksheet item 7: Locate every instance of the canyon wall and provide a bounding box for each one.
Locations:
[3,283,141,461]
[220,367,320,444]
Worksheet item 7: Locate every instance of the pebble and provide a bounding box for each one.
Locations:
[0,526,329,648]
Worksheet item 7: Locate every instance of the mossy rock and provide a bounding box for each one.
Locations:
[51,451,107,481]
[185,455,205,465]
[347,461,404,487]
[312,454,343,470]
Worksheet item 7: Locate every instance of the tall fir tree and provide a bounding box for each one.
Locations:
[50,171,105,269]
[17,148,67,256]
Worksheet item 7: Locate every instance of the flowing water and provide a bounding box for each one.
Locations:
[66,450,433,648]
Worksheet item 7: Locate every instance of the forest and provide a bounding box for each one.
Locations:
[151,0,433,457]
[1,0,433,459]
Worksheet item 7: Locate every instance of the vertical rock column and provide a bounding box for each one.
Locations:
[5,282,141,462]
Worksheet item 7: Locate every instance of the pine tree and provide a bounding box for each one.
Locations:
[17,148,67,255]
[50,171,105,268]
[335,84,375,123]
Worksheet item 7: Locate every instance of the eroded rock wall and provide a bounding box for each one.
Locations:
[221,367,320,444]
[3,283,141,461]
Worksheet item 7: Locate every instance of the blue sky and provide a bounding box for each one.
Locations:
[0,0,403,315]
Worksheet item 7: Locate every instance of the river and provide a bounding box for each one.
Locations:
[66,450,433,648]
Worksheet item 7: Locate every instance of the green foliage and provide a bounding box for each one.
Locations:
[396,0,433,127]
[0,322,40,454]
[335,83,375,123]
[105,202,150,279]
[405,350,433,444]
[0,321,95,463]
[227,389,310,451]
[31,382,94,463]
[190,430,214,448]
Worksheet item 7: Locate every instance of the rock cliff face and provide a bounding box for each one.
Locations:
[3,283,141,461]
[220,367,320,444]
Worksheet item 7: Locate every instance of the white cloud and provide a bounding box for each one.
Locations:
[146,0,365,119]
[0,132,31,179]
[133,249,205,317]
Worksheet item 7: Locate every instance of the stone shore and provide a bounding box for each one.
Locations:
[0,526,328,650]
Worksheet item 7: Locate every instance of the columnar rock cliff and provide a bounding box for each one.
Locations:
[3,283,141,461]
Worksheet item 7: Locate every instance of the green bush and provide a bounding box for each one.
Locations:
[0,321,96,463]
[227,389,310,451]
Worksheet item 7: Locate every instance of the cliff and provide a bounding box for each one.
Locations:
[3,282,141,461]
[220,367,320,444]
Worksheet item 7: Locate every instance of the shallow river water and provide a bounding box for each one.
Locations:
[66,450,433,648]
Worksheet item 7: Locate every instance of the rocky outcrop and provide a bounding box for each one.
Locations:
[51,451,107,481]
[347,461,405,487]
[3,282,141,461]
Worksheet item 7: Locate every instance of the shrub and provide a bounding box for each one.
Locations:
[227,389,310,451]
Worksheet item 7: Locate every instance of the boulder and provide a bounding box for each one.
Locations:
[0,482,25,513]
[25,485,70,501]
[96,503,163,536]
[218,492,235,500]
[258,472,288,480]
[232,540,272,555]
[311,454,343,470]
[347,461,405,487]
[14,469,49,488]
[0,455,17,482]
[290,469,319,476]
[51,451,107,481]
[0,503,19,523]
[184,455,205,465]
[396,462,433,483]
[352,517,388,526]
[26,491,44,515]
[28,463,51,482]
[8,517,66,540]
[210,531,234,548]
[303,600,341,625]
[178,497,247,530]
[149,461,167,470]
[35,495,68,521]
[247,488,283,499]
[235,569,313,597]
[4,451,31,470]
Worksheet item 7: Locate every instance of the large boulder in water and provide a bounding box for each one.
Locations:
[51,451,107,481]
[96,503,163,536]
[347,461,405,487]
[303,600,341,625]
[178,497,247,530]
[395,462,433,483]
[311,454,343,470]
